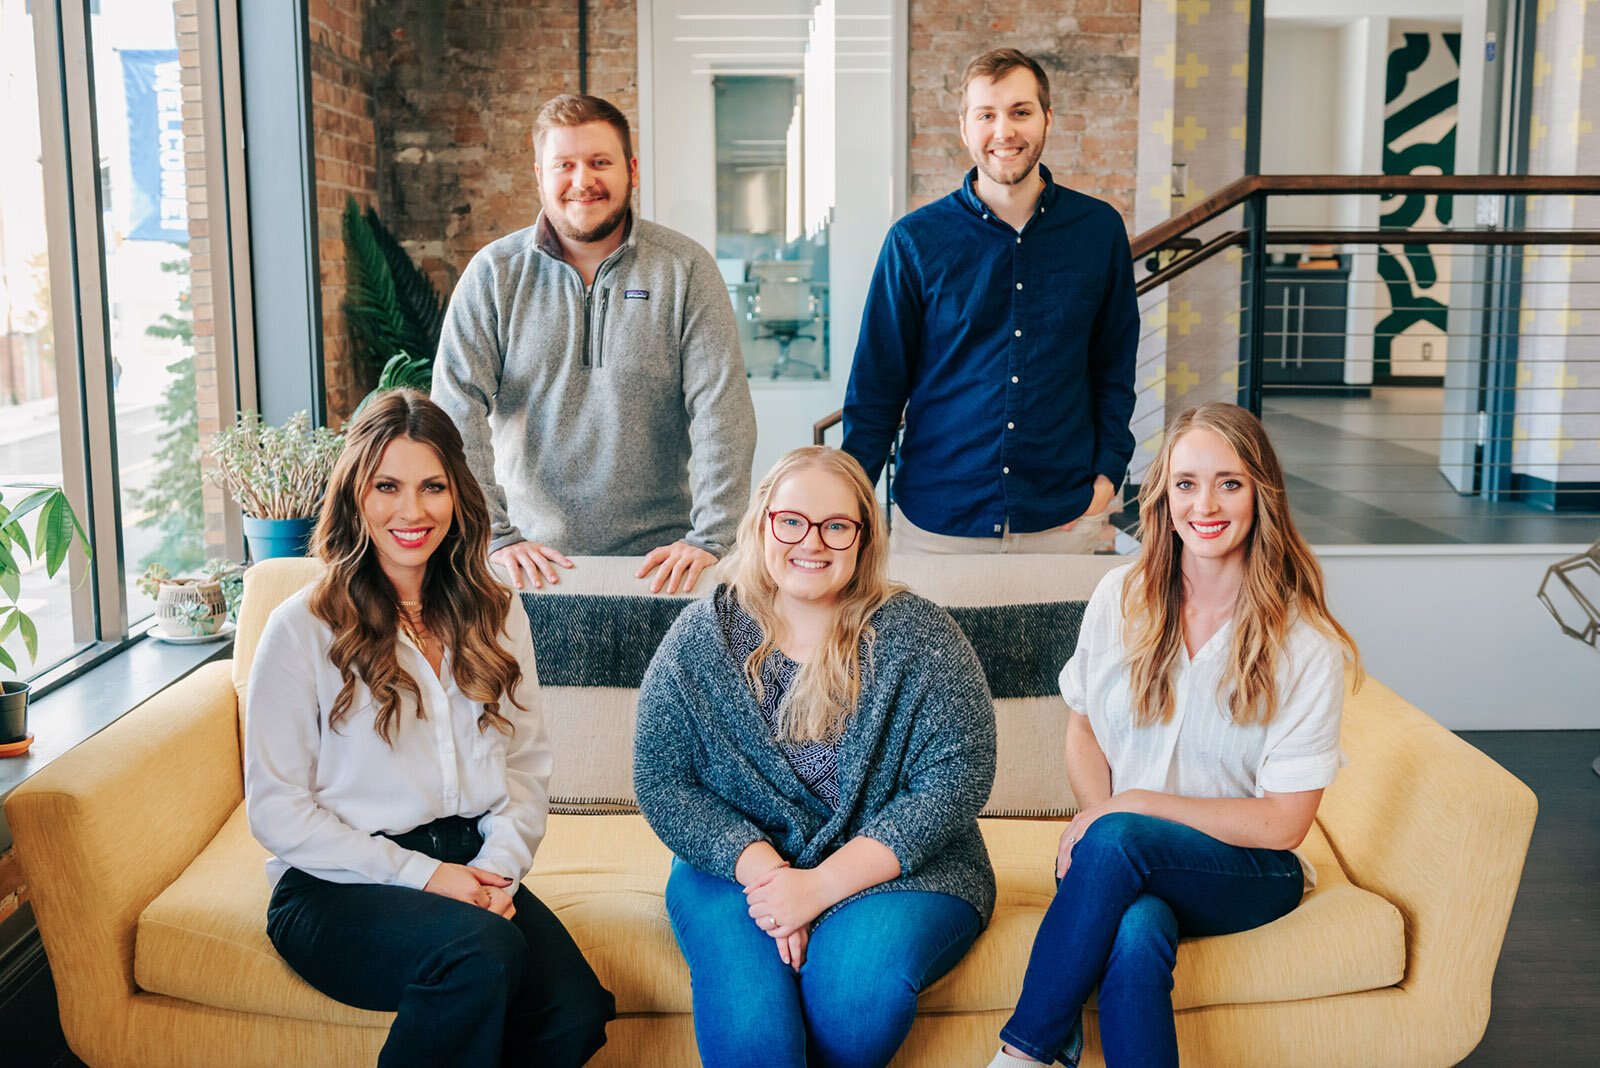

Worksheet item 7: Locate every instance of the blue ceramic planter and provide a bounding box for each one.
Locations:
[242,516,316,562]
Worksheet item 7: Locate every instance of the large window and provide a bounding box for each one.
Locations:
[90,2,209,619]
[1,0,243,680]
[1,0,83,671]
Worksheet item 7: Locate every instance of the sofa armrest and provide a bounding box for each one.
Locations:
[3,660,243,1061]
[1317,676,1536,1053]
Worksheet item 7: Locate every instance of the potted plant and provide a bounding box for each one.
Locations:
[208,410,343,562]
[137,564,229,638]
[1,484,91,754]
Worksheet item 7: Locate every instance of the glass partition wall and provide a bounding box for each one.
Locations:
[641,0,903,477]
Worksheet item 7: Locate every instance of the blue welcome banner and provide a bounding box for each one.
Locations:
[121,49,187,244]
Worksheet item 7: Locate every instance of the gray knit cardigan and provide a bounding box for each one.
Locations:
[633,586,998,923]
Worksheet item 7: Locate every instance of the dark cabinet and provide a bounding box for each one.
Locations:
[1261,265,1350,390]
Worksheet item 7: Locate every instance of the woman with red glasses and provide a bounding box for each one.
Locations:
[634,445,997,1068]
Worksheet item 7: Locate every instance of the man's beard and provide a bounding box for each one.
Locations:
[548,195,631,244]
[973,140,1044,187]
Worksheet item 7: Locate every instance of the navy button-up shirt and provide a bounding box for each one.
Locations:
[842,166,1139,537]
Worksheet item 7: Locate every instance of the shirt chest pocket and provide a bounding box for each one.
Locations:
[595,285,680,381]
[1034,270,1104,342]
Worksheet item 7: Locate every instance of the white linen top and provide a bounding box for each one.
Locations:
[1060,565,1346,886]
[245,587,551,891]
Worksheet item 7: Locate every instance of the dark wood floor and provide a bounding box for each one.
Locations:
[34,730,1600,1067]
[1455,730,1600,1066]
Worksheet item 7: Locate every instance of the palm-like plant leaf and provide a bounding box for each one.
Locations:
[342,197,411,371]
[341,197,448,373]
[366,205,444,359]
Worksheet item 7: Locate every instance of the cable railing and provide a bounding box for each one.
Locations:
[815,174,1600,545]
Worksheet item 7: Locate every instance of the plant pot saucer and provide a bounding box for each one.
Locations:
[0,733,35,758]
[149,621,237,645]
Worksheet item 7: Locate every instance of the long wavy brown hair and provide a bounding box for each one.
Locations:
[726,447,903,743]
[1123,402,1361,727]
[309,389,524,743]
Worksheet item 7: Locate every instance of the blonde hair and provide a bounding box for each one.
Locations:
[309,390,524,743]
[1123,403,1362,726]
[725,447,903,743]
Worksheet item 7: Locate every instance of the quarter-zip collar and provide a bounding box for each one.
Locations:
[534,209,635,370]
[533,208,638,271]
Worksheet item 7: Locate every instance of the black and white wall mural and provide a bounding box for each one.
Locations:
[1377,29,1460,381]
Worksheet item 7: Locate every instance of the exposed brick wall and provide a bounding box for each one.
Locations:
[369,0,638,292]
[309,0,380,423]
[908,0,1139,228]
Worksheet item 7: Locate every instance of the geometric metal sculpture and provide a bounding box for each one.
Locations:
[1537,537,1600,775]
[1539,538,1600,647]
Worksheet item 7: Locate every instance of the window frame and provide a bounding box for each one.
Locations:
[20,0,249,684]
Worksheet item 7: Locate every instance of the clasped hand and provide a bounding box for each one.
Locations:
[424,861,518,919]
[1056,791,1148,878]
[745,864,830,972]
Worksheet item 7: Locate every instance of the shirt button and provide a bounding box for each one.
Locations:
[1015,236,1022,244]
[1011,375,1019,383]
[1014,329,1022,337]
[1003,466,1011,474]
[1007,422,1015,430]
[1016,282,1023,290]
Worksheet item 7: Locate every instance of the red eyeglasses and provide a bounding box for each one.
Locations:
[767,510,863,550]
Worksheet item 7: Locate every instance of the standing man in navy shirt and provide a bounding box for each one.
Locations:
[842,49,1138,552]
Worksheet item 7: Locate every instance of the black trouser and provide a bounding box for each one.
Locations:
[267,816,614,1068]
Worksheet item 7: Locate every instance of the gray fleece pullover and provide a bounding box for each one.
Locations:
[634,587,999,924]
[432,213,757,557]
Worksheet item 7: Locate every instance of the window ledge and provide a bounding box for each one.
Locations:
[0,635,232,850]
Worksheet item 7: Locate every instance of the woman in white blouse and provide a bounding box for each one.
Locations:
[987,402,1361,1068]
[245,390,613,1068]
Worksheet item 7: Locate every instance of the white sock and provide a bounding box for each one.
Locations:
[986,1048,1043,1067]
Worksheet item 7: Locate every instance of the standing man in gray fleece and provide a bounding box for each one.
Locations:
[432,93,757,594]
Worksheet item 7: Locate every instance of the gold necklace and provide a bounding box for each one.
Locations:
[398,600,431,649]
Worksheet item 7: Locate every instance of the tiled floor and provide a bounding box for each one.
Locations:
[1262,388,1599,545]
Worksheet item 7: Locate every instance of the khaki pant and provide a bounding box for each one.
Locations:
[889,504,1111,555]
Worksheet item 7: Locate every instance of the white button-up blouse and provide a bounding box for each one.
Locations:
[245,587,551,892]
[1060,566,1346,881]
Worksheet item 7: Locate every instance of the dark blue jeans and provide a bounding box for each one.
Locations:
[266,816,614,1068]
[1001,812,1303,1068]
[665,858,982,1068]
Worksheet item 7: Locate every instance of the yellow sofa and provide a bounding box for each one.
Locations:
[7,555,1535,1067]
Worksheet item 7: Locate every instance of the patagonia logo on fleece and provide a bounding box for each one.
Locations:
[624,289,650,300]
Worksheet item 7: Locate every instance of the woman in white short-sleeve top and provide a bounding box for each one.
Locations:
[987,402,1362,1068]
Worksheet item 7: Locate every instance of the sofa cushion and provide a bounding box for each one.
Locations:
[137,806,1404,1023]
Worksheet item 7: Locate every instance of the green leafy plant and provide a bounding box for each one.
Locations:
[342,196,446,375]
[136,562,174,601]
[208,411,344,520]
[0,485,91,675]
[353,351,436,418]
[170,597,217,637]
[201,558,245,622]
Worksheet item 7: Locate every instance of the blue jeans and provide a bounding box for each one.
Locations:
[266,817,614,1068]
[1001,813,1304,1068]
[665,858,982,1068]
